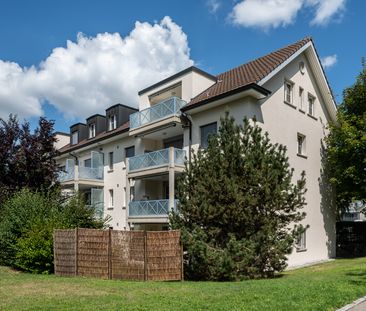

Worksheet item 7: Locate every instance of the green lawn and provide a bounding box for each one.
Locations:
[1,258,366,311]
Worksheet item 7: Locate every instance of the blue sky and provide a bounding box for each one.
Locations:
[0,0,364,133]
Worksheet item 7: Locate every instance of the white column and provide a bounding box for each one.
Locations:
[168,147,175,211]
[74,165,79,192]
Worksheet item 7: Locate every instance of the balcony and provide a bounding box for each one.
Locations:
[58,169,74,183]
[129,199,178,218]
[128,148,186,177]
[129,97,186,135]
[79,166,103,180]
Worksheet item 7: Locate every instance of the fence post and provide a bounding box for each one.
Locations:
[75,227,78,276]
[144,231,148,281]
[108,228,112,280]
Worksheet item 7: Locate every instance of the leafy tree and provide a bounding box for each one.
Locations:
[0,189,103,273]
[171,113,307,280]
[326,62,366,212]
[0,115,59,205]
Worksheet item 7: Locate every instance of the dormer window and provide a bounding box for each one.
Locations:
[71,131,78,145]
[89,123,96,138]
[108,115,117,131]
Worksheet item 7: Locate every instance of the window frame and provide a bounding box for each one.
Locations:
[88,123,96,139]
[297,133,306,157]
[125,146,135,158]
[108,152,114,171]
[308,93,315,117]
[200,122,217,149]
[296,229,307,252]
[71,131,78,145]
[108,189,114,208]
[299,87,304,111]
[284,79,294,105]
[108,115,117,131]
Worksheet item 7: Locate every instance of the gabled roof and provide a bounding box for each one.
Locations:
[184,37,312,110]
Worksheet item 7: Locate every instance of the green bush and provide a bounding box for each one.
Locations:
[0,188,103,273]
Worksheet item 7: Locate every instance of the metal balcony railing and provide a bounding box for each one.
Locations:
[128,148,186,172]
[129,97,186,129]
[129,199,178,217]
[79,166,103,180]
[58,169,74,182]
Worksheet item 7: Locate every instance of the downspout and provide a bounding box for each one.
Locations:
[69,152,79,165]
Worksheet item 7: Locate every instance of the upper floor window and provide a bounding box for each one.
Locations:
[296,229,307,252]
[308,95,315,116]
[84,158,91,168]
[108,152,114,170]
[284,80,293,104]
[297,133,306,156]
[125,146,135,158]
[200,122,217,149]
[71,131,78,145]
[108,115,117,131]
[299,87,304,111]
[89,123,96,138]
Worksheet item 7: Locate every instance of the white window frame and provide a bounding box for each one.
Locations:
[109,189,114,208]
[200,122,217,149]
[71,131,78,145]
[108,115,117,131]
[297,133,306,156]
[296,229,307,252]
[284,80,294,105]
[299,87,304,111]
[89,123,96,138]
[308,94,315,117]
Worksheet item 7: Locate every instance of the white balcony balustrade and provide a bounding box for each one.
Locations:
[128,148,186,172]
[129,97,186,129]
[78,166,103,180]
[129,199,178,217]
[58,168,75,183]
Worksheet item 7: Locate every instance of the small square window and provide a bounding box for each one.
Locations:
[297,134,306,156]
[296,229,307,252]
[200,122,217,149]
[84,158,91,168]
[284,80,293,104]
[125,146,135,158]
[308,95,315,116]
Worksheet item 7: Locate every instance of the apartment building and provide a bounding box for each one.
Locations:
[55,37,337,267]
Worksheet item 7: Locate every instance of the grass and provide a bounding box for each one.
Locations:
[1,258,366,311]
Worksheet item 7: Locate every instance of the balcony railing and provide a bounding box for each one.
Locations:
[58,169,74,182]
[79,166,103,180]
[129,199,178,217]
[128,148,186,172]
[129,97,186,129]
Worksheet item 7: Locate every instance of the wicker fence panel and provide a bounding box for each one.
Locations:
[53,229,182,281]
[77,228,109,279]
[146,230,182,281]
[111,230,145,280]
[53,229,76,276]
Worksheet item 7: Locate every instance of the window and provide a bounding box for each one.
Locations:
[109,189,114,208]
[84,158,91,168]
[108,152,114,170]
[308,95,315,116]
[125,146,135,158]
[71,131,78,145]
[284,80,293,104]
[297,134,306,156]
[89,123,96,138]
[296,230,307,251]
[108,115,117,131]
[200,122,217,149]
[299,87,304,111]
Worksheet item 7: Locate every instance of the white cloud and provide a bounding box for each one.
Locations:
[307,0,346,26]
[321,54,338,69]
[207,0,221,14]
[0,16,193,120]
[229,0,346,29]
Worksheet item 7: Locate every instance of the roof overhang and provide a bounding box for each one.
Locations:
[258,40,338,123]
[181,83,270,115]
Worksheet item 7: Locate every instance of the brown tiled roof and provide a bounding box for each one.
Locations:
[57,121,130,154]
[185,37,312,110]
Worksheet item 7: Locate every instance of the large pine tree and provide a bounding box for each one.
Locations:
[171,112,307,280]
